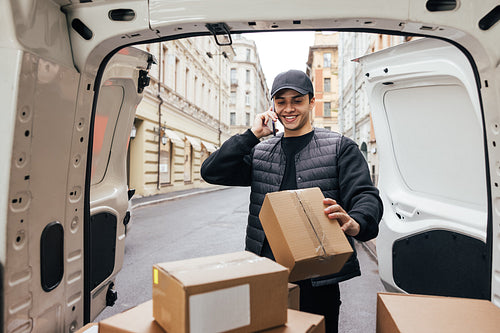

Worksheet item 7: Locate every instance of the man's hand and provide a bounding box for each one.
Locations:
[251,108,278,139]
[323,198,360,237]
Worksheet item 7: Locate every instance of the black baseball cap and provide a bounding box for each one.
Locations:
[270,70,314,98]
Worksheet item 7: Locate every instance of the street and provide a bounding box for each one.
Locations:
[96,187,386,332]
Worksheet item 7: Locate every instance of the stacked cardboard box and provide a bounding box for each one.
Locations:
[152,251,289,333]
[98,301,324,333]
[259,187,353,282]
[377,292,500,333]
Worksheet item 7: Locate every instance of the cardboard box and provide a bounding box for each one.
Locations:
[287,283,300,310]
[152,251,289,333]
[99,301,164,333]
[259,187,353,282]
[76,323,98,333]
[377,292,500,333]
[99,301,322,333]
[263,309,325,333]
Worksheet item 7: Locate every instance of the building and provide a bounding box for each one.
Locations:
[306,32,340,132]
[228,35,270,135]
[129,37,233,197]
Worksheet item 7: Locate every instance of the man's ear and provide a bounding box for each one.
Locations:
[309,96,316,110]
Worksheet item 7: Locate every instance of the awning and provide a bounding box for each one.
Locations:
[185,135,201,150]
[163,129,184,145]
[201,140,218,153]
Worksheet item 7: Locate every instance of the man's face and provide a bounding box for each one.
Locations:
[274,89,315,137]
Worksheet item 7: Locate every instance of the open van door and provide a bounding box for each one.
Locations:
[358,38,490,299]
[86,47,154,321]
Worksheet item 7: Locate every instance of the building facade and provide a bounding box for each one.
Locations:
[306,32,340,132]
[129,37,233,197]
[338,33,409,185]
[228,35,270,135]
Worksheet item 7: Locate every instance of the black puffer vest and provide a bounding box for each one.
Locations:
[245,128,361,285]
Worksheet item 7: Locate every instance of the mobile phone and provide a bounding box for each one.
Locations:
[268,102,276,136]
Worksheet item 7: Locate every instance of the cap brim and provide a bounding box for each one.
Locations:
[271,86,309,98]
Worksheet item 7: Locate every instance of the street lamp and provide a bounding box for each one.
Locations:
[206,50,228,146]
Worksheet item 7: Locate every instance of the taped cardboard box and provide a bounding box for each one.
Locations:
[100,301,322,333]
[99,301,163,333]
[377,292,500,333]
[153,251,289,333]
[264,309,325,333]
[287,283,300,310]
[76,323,98,333]
[259,187,353,282]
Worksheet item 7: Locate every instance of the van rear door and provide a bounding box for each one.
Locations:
[358,38,490,299]
[86,47,153,321]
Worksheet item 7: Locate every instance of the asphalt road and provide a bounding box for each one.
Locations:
[96,186,385,332]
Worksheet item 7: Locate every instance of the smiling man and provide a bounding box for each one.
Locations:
[201,69,383,333]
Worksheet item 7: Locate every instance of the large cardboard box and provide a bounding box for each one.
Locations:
[152,251,289,333]
[99,301,322,333]
[99,301,163,333]
[259,187,353,282]
[377,292,500,333]
[264,309,325,333]
[287,283,300,310]
[76,323,98,333]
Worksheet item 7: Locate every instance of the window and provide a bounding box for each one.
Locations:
[184,141,192,183]
[230,91,236,105]
[360,142,368,160]
[194,76,198,103]
[324,78,331,92]
[201,83,205,109]
[159,143,172,184]
[162,45,168,83]
[323,53,331,67]
[174,57,180,90]
[324,102,331,117]
[246,113,251,126]
[230,68,237,85]
[246,48,251,61]
[246,70,251,84]
[245,92,251,106]
[230,112,236,125]
[185,68,190,98]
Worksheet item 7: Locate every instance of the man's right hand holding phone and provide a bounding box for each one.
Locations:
[251,107,278,139]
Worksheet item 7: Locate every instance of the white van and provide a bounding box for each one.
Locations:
[1,1,499,332]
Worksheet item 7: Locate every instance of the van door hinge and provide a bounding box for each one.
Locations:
[137,70,150,93]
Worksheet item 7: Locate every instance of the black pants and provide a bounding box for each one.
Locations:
[295,280,341,333]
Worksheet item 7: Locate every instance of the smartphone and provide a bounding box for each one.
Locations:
[268,102,276,136]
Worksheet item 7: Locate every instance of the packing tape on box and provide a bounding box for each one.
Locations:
[295,190,328,258]
[160,256,269,276]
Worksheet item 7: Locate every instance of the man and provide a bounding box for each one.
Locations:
[201,69,383,333]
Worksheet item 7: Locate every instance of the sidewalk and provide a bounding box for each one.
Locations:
[130,185,228,209]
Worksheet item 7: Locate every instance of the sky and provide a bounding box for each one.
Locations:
[242,31,315,91]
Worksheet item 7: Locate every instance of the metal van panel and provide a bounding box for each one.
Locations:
[0,0,74,68]
[62,1,155,74]
[4,51,83,333]
[0,48,21,265]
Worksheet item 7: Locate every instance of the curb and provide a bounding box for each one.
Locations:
[131,186,227,209]
[362,239,378,262]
